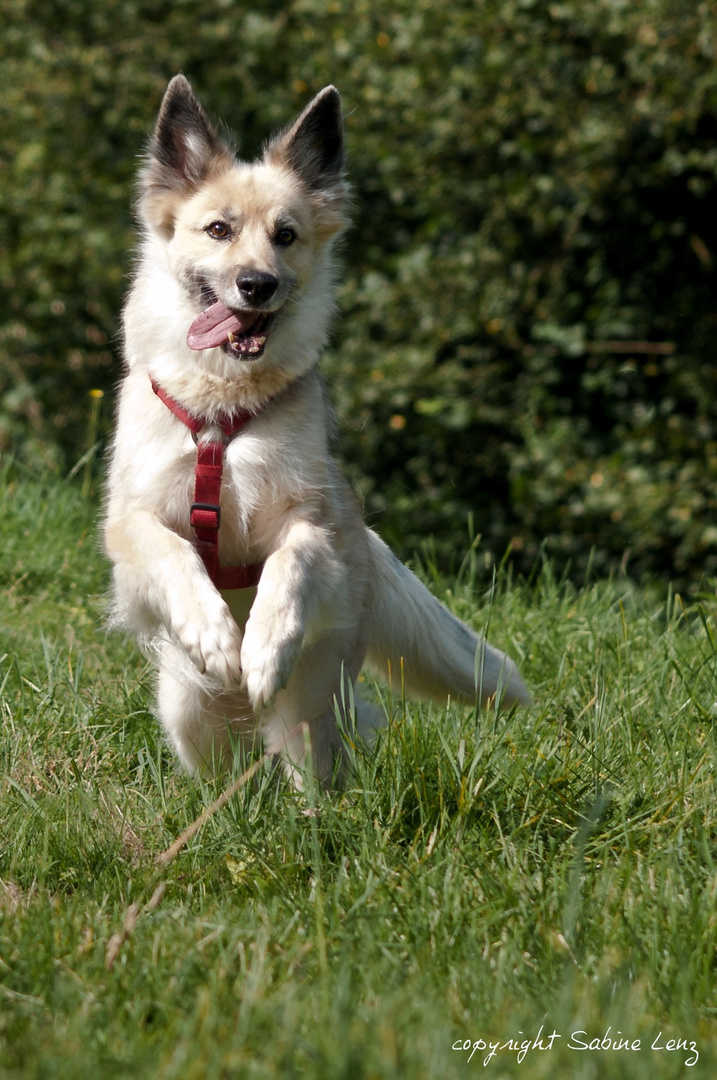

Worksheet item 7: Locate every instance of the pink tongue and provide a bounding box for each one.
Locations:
[187,301,253,351]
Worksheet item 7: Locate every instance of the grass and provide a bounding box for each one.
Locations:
[1,459,717,1078]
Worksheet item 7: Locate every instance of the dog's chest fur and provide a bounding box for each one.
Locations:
[111,365,331,564]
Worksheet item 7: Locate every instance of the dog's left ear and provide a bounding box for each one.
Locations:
[265,86,345,195]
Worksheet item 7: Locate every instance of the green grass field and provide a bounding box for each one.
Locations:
[1,461,716,1078]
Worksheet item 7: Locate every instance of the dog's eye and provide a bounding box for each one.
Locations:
[206,221,231,240]
[275,227,297,247]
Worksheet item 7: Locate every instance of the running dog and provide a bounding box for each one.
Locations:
[103,75,530,786]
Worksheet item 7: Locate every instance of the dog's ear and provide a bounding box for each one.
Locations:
[139,75,234,237]
[264,86,349,236]
[267,86,344,189]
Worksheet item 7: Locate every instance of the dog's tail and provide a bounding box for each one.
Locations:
[363,530,531,708]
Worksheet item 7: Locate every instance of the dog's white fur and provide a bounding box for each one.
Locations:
[104,76,530,786]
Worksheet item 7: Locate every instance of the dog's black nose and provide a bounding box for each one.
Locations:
[236,270,278,306]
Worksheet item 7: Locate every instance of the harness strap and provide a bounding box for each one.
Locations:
[150,377,256,438]
[150,377,264,590]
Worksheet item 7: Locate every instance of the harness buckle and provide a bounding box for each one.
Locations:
[190,502,221,529]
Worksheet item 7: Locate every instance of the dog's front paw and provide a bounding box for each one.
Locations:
[240,613,304,711]
[171,595,243,688]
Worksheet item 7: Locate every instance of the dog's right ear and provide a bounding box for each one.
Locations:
[139,75,235,238]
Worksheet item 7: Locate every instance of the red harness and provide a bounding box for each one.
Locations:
[151,376,264,590]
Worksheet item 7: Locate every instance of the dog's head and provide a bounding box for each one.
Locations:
[138,75,349,364]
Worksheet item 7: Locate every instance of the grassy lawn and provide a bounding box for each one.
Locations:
[1,460,716,1078]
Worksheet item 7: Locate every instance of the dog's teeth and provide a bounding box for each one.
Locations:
[248,345,261,354]
[255,336,266,346]
[227,331,237,344]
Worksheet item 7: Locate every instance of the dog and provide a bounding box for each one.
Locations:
[103,75,530,787]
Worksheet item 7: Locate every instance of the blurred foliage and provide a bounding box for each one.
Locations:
[1,0,716,583]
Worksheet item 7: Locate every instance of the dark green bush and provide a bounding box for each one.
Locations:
[2,0,716,583]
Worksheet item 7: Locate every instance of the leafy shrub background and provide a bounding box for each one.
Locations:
[1,0,716,583]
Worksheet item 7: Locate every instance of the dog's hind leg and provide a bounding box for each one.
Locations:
[156,650,258,775]
[258,628,374,788]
